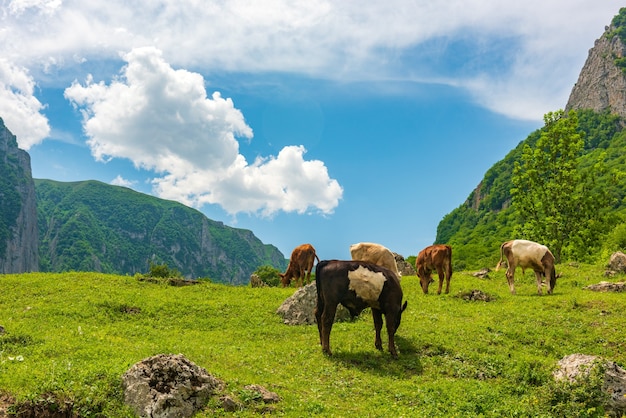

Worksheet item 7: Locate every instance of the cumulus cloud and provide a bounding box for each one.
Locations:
[0,59,50,149]
[65,47,342,215]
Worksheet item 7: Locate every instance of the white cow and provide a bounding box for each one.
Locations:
[349,242,400,279]
[496,239,557,295]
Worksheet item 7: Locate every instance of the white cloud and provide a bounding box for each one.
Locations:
[0,1,621,125]
[110,175,136,188]
[0,59,50,149]
[65,47,343,215]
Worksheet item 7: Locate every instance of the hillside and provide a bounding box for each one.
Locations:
[35,179,287,283]
[1,268,624,416]
[436,9,626,270]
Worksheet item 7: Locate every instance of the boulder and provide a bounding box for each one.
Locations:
[276,282,351,325]
[393,253,415,276]
[249,273,266,287]
[122,353,224,418]
[472,268,491,279]
[608,252,626,274]
[583,281,626,292]
[554,354,626,416]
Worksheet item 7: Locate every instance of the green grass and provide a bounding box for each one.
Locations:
[1,265,625,417]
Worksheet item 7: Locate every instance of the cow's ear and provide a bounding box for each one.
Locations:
[401,301,408,312]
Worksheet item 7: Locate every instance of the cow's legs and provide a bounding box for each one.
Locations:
[544,265,555,294]
[534,271,544,295]
[320,303,337,356]
[315,302,324,345]
[506,268,516,294]
[384,312,399,358]
[435,266,445,295]
[372,309,384,351]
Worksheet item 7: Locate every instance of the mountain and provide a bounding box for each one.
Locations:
[35,179,287,284]
[435,8,626,270]
[0,118,39,273]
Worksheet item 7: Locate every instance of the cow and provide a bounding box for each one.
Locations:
[314,259,408,358]
[415,244,452,294]
[280,243,320,287]
[349,242,401,279]
[495,239,557,295]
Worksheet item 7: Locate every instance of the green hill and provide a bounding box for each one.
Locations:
[35,179,287,283]
[436,109,626,270]
[1,268,624,416]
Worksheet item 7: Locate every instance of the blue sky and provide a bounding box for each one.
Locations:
[0,1,620,262]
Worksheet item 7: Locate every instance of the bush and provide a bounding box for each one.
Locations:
[145,262,181,279]
[253,265,282,287]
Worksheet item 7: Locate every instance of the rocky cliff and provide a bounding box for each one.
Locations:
[566,15,626,117]
[0,118,39,273]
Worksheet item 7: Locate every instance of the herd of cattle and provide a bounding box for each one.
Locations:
[279,240,558,358]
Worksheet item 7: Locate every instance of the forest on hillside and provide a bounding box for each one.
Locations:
[436,109,626,270]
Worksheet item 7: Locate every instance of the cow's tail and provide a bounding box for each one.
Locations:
[315,260,325,291]
[495,242,506,271]
[446,245,453,278]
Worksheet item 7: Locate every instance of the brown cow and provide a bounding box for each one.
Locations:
[280,243,320,287]
[315,259,407,358]
[349,242,400,279]
[415,244,452,294]
[496,239,557,295]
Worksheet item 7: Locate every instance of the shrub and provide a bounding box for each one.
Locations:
[253,265,282,287]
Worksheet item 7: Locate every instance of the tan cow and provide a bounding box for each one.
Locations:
[415,244,452,294]
[349,242,400,279]
[280,244,320,287]
[496,239,557,295]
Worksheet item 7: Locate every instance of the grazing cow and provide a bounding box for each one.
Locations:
[349,242,401,279]
[280,244,320,287]
[495,239,557,295]
[314,259,408,358]
[415,244,452,294]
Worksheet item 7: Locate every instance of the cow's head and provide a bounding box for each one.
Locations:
[548,269,558,293]
[417,267,434,294]
[279,273,291,287]
[394,300,408,331]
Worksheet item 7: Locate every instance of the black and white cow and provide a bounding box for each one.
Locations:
[314,259,407,358]
[496,239,557,295]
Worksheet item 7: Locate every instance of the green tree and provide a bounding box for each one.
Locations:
[511,110,612,263]
[253,265,282,287]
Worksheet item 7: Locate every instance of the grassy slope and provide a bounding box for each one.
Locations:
[1,266,625,417]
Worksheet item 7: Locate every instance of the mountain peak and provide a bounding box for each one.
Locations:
[566,8,626,118]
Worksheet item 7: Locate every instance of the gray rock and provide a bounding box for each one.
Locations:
[584,281,626,292]
[554,354,626,416]
[608,252,626,273]
[393,252,415,276]
[122,353,223,418]
[276,282,351,325]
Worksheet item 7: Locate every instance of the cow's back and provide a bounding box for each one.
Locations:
[350,242,399,276]
[511,240,549,269]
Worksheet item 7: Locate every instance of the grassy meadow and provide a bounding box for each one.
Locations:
[1,264,625,417]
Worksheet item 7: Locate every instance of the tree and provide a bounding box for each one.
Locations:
[511,110,611,263]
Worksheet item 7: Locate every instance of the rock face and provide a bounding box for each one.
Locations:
[122,354,224,418]
[554,353,626,416]
[0,119,39,273]
[276,282,351,325]
[565,22,626,118]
